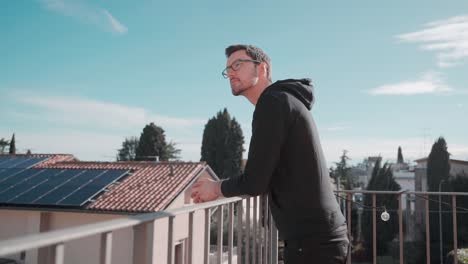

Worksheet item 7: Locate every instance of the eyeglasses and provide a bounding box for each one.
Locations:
[222,59,260,79]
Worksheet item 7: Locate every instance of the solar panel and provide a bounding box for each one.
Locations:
[0,168,128,207]
[0,168,23,181]
[0,157,14,167]
[59,169,128,206]
[10,169,80,204]
[0,156,49,168]
[0,169,50,202]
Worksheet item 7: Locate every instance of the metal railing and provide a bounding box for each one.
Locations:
[336,190,468,264]
[2,190,468,264]
[0,195,278,264]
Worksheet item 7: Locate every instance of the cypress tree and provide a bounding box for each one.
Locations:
[397,146,403,164]
[201,108,244,179]
[427,137,451,263]
[8,134,16,154]
[427,137,450,191]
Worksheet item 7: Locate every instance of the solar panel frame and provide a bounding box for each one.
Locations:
[0,157,49,168]
[0,157,15,167]
[8,169,69,204]
[0,169,51,202]
[31,169,90,205]
[58,169,128,206]
[0,168,23,181]
[14,157,49,168]
[0,168,129,208]
[0,169,44,195]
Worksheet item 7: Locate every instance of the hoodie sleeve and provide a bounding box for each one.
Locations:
[221,92,289,197]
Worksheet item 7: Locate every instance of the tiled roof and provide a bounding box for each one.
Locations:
[35,161,211,213]
[0,153,77,165]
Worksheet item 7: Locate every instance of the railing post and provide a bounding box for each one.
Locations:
[204,208,211,264]
[346,193,352,264]
[168,216,175,264]
[262,195,268,264]
[133,221,154,264]
[53,243,65,264]
[236,200,243,264]
[399,193,404,264]
[372,193,377,264]
[100,232,112,264]
[425,194,431,264]
[188,211,195,264]
[452,195,458,264]
[258,196,263,264]
[217,205,224,264]
[269,212,278,264]
[253,196,257,264]
[228,203,234,264]
[245,198,251,264]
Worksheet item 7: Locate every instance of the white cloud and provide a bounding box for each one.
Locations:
[396,15,468,68]
[102,10,128,34]
[16,95,205,130]
[8,94,208,161]
[368,71,452,95]
[38,0,128,34]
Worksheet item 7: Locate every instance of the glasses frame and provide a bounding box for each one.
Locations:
[222,59,261,79]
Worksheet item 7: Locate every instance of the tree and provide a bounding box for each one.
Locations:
[426,137,451,263]
[0,138,9,154]
[9,133,16,154]
[362,160,401,259]
[165,141,182,161]
[117,136,139,161]
[427,137,450,192]
[135,122,181,161]
[333,150,353,190]
[200,108,244,179]
[397,146,403,164]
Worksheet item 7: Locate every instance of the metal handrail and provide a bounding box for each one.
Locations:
[0,196,243,256]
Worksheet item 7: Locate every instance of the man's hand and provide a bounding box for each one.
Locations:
[191,178,224,203]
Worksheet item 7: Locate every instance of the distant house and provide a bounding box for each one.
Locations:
[0,154,218,264]
[413,157,468,241]
[415,157,468,180]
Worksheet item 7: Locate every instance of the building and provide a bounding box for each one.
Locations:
[0,154,218,264]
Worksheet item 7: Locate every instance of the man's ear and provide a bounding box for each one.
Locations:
[259,62,268,79]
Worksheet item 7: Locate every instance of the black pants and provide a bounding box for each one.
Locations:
[284,237,349,264]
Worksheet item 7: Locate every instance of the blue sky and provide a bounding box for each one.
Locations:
[1,0,468,166]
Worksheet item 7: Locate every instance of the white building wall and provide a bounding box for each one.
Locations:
[0,170,216,264]
[0,210,41,263]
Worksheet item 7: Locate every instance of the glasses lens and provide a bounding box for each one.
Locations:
[222,69,228,78]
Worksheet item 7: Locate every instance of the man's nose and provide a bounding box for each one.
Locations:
[227,69,236,78]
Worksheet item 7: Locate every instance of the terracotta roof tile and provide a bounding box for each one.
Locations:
[36,161,210,213]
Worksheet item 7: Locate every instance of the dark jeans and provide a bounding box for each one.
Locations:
[284,237,349,264]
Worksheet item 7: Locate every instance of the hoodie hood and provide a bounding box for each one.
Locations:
[267,78,314,110]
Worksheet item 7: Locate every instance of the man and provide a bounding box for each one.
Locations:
[191,44,348,264]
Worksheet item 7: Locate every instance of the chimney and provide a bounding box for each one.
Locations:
[169,164,174,177]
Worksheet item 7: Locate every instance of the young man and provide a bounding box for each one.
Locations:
[191,44,348,264]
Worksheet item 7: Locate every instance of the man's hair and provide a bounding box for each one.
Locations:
[225,44,272,82]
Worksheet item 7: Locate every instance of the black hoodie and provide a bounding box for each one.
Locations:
[221,78,347,241]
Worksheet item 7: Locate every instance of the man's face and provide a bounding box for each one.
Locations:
[225,50,259,96]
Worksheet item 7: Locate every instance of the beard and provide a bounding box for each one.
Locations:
[230,68,258,96]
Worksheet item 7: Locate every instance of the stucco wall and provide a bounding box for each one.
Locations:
[0,170,214,264]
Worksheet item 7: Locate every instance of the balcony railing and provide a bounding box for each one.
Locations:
[1,191,467,264]
[0,195,278,264]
